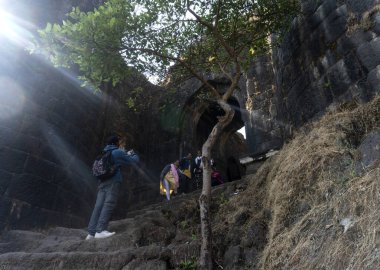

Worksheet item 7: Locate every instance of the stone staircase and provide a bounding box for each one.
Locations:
[0,179,249,270]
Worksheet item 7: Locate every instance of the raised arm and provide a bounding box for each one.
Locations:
[113,149,140,166]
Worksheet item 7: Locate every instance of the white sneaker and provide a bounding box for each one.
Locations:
[94,231,115,239]
[85,234,94,240]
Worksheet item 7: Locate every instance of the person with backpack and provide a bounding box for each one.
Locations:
[86,135,139,240]
[159,160,180,200]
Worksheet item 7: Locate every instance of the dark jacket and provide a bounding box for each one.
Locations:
[179,157,192,171]
[103,145,140,183]
[179,157,192,178]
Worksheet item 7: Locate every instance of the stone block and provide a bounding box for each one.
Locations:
[7,174,58,210]
[6,202,68,230]
[285,96,302,126]
[65,157,94,186]
[313,78,334,106]
[358,128,380,167]
[321,5,348,44]
[0,105,22,126]
[19,114,43,138]
[357,37,380,71]
[373,12,380,34]
[61,105,85,126]
[295,91,321,122]
[39,144,62,165]
[25,82,57,106]
[0,113,23,131]
[317,83,333,110]
[320,49,339,70]
[23,156,58,183]
[307,31,326,60]
[0,169,13,196]
[11,133,42,157]
[67,214,87,228]
[325,59,352,98]
[278,44,293,67]
[53,188,92,216]
[301,0,321,15]
[288,25,302,55]
[367,65,380,94]
[343,53,366,82]
[53,168,69,188]
[0,148,28,174]
[347,84,369,102]
[0,126,19,148]
[8,202,45,230]
[43,111,66,132]
[44,96,62,113]
[309,0,337,30]
[0,197,12,230]
[346,0,377,13]
[58,173,95,204]
[336,30,375,57]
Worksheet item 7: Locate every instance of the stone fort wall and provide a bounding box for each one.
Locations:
[0,44,104,230]
[246,0,380,154]
[0,0,107,231]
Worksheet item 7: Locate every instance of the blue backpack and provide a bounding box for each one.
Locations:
[92,150,118,181]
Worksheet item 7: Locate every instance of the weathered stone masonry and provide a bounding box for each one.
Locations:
[246,0,380,154]
[0,43,104,230]
[0,0,107,231]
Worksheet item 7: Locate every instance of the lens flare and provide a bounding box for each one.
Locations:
[0,8,34,48]
[0,76,25,119]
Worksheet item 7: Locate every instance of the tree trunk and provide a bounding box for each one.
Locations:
[199,99,235,270]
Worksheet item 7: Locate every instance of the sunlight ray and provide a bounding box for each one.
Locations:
[0,7,35,49]
[0,76,26,119]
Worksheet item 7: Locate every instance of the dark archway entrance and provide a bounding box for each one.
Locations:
[195,97,247,181]
[179,84,248,182]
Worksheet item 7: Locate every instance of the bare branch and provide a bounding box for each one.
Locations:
[222,63,241,101]
[217,60,233,81]
[214,0,222,29]
[122,46,221,99]
[187,3,237,61]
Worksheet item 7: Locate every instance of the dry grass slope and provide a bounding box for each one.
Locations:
[214,96,380,269]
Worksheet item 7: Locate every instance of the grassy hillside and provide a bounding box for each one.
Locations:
[213,96,380,269]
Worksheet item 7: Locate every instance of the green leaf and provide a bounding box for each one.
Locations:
[37,0,300,97]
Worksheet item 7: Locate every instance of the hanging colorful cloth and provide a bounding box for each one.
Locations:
[160,164,179,195]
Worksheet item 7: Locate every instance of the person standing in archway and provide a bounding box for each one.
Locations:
[179,153,193,193]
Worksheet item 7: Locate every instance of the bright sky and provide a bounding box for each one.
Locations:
[237,126,246,139]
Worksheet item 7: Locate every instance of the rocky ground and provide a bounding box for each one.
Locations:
[0,179,249,270]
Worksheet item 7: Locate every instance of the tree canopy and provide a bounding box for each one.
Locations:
[38,0,299,90]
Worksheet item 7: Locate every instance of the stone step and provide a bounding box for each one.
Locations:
[0,177,250,269]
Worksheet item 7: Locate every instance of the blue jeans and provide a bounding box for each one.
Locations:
[87,180,120,236]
